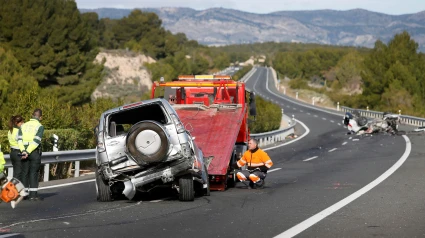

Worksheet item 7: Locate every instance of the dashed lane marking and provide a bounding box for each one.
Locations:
[268,168,282,173]
[342,142,347,145]
[303,156,318,162]
[328,148,337,152]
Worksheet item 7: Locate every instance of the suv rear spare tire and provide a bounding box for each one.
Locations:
[127,121,169,165]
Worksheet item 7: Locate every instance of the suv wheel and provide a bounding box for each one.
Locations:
[96,170,113,202]
[178,174,194,201]
[127,121,169,164]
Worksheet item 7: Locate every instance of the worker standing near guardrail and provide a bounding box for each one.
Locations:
[233,138,273,189]
[18,109,44,201]
[8,115,25,182]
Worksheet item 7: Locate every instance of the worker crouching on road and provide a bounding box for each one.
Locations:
[233,138,273,189]
[18,109,44,201]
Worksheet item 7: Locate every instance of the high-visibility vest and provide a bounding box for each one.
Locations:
[18,119,44,154]
[8,127,19,150]
[237,148,273,168]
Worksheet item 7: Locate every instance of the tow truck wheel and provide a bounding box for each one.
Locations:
[179,174,194,201]
[96,170,113,202]
[127,122,169,164]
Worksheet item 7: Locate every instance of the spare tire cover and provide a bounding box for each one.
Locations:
[356,116,368,127]
[126,121,169,165]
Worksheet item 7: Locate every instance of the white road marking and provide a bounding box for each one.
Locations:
[307,113,311,115]
[39,179,95,190]
[268,168,282,173]
[0,234,21,238]
[314,115,318,117]
[264,119,310,151]
[300,110,304,113]
[322,118,327,120]
[338,123,341,126]
[303,156,318,162]
[287,106,290,108]
[150,197,172,203]
[349,137,352,140]
[275,135,411,238]
[352,139,359,141]
[342,142,347,145]
[328,148,337,152]
[330,120,335,123]
[293,108,297,110]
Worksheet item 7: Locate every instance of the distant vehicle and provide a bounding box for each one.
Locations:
[95,99,209,202]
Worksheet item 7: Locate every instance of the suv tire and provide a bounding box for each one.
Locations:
[96,170,113,202]
[127,121,169,164]
[179,174,194,201]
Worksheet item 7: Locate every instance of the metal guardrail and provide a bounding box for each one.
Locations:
[250,114,296,147]
[341,106,425,127]
[4,149,96,182]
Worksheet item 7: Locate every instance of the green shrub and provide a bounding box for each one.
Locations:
[249,96,282,133]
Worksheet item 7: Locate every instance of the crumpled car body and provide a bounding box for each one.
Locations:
[95,99,209,202]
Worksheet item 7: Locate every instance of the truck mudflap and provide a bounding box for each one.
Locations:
[122,158,192,199]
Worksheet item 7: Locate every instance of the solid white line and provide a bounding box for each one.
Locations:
[150,197,172,203]
[342,142,347,145]
[39,179,95,190]
[328,148,337,152]
[0,234,21,238]
[275,135,411,238]
[263,119,310,151]
[268,168,282,173]
[303,156,318,162]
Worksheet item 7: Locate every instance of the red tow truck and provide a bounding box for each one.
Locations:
[151,75,252,190]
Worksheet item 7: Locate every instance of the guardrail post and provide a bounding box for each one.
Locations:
[44,164,49,182]
[283,87,286,95]
[74,161,80,178]
[367,106,369,111]
[312,98,315,106]
[399,110,401,115]
[296,92,298,99]
[337,102,340,111]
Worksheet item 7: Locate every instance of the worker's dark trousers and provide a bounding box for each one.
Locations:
[21,150,41,198]
[10,149,24,182]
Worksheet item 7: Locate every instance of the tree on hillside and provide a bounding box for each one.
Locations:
[0,0,103,104]
[361,31,425,114]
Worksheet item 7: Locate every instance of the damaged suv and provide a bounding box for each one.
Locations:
[95,99,209,202]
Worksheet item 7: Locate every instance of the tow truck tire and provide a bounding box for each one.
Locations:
[179,174,194,201]
[96,170,113,202]
[127,122,169,164]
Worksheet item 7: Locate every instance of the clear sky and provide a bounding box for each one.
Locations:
[75,0,425,15]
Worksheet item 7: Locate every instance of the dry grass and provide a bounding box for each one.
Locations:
[278,79,339,110]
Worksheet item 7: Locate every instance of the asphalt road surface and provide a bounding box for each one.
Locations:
[1,67,424,238]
